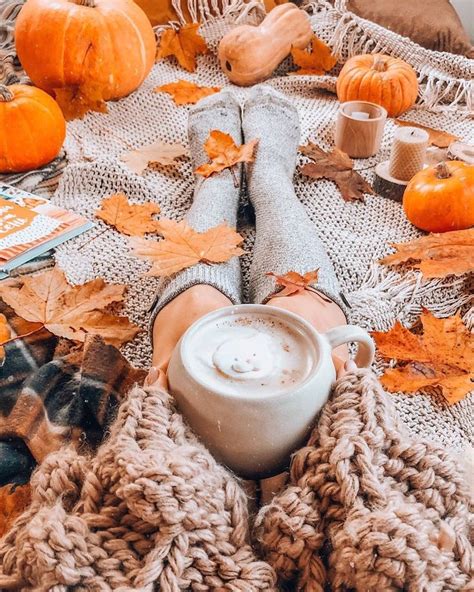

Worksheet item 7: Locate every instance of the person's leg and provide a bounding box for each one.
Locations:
[149,92,243,384]
[242,86,349,368]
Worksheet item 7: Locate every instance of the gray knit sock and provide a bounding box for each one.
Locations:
[150,91,243,326]
[242,86,347,316]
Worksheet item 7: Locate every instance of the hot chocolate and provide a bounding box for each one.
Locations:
[184,311,317,397]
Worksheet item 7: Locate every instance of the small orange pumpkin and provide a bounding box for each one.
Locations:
[14,0,156,101]
[0,84,66,173]
[403,161,474,233]
[336,54,418,117]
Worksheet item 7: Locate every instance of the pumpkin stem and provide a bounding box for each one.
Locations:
[435,162,451,179]
[70,0,95,6]
[372,55,387,72]
[0,85,14,102]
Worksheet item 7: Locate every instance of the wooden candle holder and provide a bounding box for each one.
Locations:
[335,101,387,159]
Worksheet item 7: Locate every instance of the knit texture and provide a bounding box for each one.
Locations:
[0,384,277,591]
[38,0,472,452]
[255,368,474,591]
[243,85,347,313]
[150,91,243,326]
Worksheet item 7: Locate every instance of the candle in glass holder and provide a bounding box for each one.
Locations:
[389,126,429,181]
[335,101,387,158]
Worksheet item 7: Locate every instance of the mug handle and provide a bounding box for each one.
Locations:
[323,325,375,368]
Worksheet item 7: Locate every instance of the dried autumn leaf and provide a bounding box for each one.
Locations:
[0,312,10,362]
[290,35,337,75]
[156,23,208,72]
[380,228,474,278]
[267,270,319,297]
[395,120,459,149]
[195,130,258,181]
[121,141,188,175]
[0,484,31,538]
[300,142,374,202]
[155,80,220,105]
[95,193,161,236]
[372,310,474,404]
[131,218,244,276]
[0,267,140,347]
[54,83,108,121]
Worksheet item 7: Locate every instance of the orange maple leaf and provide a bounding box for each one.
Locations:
[0,313,10,363]
[380,228,474,279]
[0,484,31,538]
[290,35,337,76]
[131,218,244,276]
[372,310,474,405]
[95,193,161,236]
[155,80,221,105]
[267,270,319,297]
[195,130,258,183]
[54,83,108,121]
[156,23,208,72]
[0,267,140,347]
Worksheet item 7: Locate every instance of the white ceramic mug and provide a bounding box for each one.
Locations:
[167,304,375,479]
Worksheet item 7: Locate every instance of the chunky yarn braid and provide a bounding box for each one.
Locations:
[255,369,473,591]
[0,386,276,591]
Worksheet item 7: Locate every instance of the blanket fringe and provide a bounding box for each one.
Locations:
[165,0,260,27]
[347,263,473,331]
[305,0,473,112]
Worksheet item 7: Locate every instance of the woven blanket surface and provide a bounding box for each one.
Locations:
[0,0,473,450]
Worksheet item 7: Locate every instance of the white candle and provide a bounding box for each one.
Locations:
[389,126,429,181]
[351,111,370,120]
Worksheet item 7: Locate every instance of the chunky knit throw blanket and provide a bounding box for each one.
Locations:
[0,0,473,589]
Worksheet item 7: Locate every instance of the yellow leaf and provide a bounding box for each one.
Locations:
[121,141,188,175]
[95,193,161,236]
[155,80,221,105]
[131,218,244,276]
[372,311,474,405]
[156,23,208,72]
[195,130,258,179]
[290,35,337,75]
[0,267,140,347]
[380,228,474,279]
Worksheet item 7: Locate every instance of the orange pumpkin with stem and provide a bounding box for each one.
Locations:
[403,161,474,233]
[14,0,156,101]
[336,54,418,117]
[0,84,66,173]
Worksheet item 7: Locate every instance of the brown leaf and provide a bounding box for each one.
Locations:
[155,80,220,105]
[156,23,208,72]
[95,193,161,236]
[0,267,140,347]
[300,142,374,202]
[0,312,10,362]
[290,35,337,75]
[54,83,107,121]
[121,141,188,175]
[267,270,319,297]
[195,130,258,180]
[0,484,31,538]
[380,228,474,278]
[395,120,460,148]
[131,218,244,276]
[372,310,474,404]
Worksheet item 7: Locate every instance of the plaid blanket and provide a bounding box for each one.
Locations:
[0,300,146,487]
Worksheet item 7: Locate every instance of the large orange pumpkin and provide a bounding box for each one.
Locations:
[403,161,474,233]
[15,0,156,101]
[0,84,66,173]
[336,54,418,117]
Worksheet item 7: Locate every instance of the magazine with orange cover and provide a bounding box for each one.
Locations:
[0,184,93,279]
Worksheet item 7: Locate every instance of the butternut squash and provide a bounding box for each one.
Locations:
[218,4,312,86]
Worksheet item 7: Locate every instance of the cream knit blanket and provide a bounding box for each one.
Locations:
[0,2,472,448]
